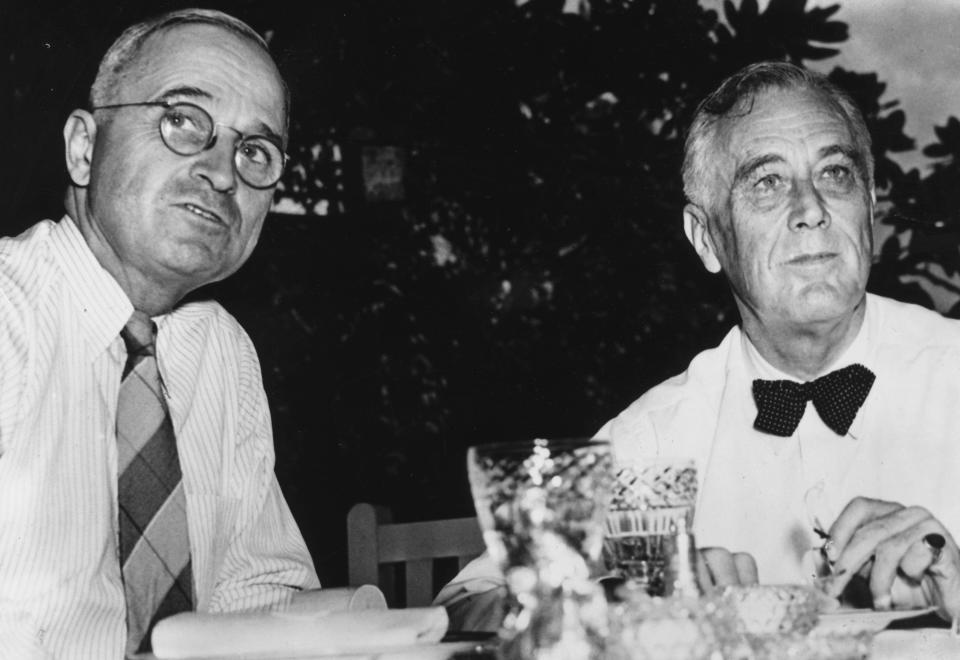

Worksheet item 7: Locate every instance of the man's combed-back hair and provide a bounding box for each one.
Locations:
[681,61,873,209]
[90,8,289,135]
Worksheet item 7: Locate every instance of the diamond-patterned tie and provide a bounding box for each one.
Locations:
[752,363,876,437]
[117,311,193,656]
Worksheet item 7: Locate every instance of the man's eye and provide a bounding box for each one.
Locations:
[166,111,190,128]
[238,141,271,166]
[754,173,783,192]
[819,164,857,193]
[822,165,852,181]
[164,109,203,134]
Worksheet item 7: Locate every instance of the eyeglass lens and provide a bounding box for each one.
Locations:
[158,103,283,188]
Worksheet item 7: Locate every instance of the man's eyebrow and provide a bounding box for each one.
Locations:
[818,144,860,163]
[733,154,783,188]
[251,121,284,147]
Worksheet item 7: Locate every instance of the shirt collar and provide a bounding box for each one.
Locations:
[48,215,134,358]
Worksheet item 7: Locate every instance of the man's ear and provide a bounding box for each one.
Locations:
[683,203,722,274]
[63,109,97,187]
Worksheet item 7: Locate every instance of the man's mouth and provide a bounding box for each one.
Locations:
[787,252,837,265]
[181,202,224,226]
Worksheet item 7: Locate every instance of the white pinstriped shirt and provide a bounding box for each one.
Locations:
[0,217,320,659]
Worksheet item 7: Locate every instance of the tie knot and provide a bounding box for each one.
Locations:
[121,311,156,357]
[797,380,817,400]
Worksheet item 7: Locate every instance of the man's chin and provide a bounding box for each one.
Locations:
[155,245,232,292]
[786,294,865,327]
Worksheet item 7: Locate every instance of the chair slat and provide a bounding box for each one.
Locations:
[405,559,434,607]
[379,517,483,563]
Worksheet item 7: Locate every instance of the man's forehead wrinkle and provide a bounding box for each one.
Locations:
[727,100,853,155]
[157,86,213,101]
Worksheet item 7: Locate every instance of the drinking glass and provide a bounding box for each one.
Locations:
[467,438,614,659]
[603,457,699,597]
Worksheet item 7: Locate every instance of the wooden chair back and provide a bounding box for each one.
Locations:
[346,502,485,607]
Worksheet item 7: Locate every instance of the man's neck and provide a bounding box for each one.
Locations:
[741,299,868,381]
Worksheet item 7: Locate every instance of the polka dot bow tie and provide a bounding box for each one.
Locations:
[751,363,876,437]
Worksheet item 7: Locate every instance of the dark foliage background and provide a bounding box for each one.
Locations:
[3,0,959,586]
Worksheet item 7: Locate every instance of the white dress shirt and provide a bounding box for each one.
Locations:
[0,217,319,659]
[436,293,960,624]
[600,292,960,585]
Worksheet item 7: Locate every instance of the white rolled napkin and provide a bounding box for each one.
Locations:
[284,585,388,614]
[151,605,449,659]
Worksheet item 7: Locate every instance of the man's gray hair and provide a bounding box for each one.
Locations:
[90,8,289,136]
[682,61,874,209]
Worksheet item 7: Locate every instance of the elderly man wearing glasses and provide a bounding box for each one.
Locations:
[0,9,318,658]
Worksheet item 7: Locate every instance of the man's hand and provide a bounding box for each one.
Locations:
[696,547,759,590]
[824,496,960,619]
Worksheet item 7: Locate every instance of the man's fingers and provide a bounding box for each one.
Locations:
[926,539,960,619]
[733,552,759,585]
[827,497,903,558]
[867,520,940,609]
[899,529,945,582]
[696,547,759,593]
[828,504,928,598]
[825,496,960,619]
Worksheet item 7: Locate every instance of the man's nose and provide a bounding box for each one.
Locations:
[190,136,238,193]
[788,178,829,230]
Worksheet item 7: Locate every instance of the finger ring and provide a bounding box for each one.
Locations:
[923,533,946,565]
[821,538,836,563]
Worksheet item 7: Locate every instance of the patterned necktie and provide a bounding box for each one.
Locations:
[751,363,876,437]
[117,312,193,655]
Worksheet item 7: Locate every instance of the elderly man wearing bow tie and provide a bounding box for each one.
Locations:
[600,60,960,618]
[436,61,960,630]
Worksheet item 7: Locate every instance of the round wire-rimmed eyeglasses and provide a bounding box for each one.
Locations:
[91,100,287,190]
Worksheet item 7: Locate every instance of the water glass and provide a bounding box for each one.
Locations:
[467,438,614,659]
[603,457,698,597]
